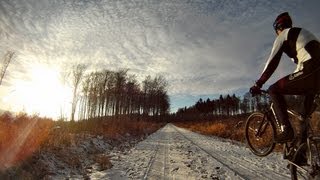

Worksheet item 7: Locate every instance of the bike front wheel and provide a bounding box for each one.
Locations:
[245,112,275,157]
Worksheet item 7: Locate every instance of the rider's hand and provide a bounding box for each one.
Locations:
[250,84,261,96]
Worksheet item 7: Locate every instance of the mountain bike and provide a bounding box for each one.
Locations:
[245,90,320,179]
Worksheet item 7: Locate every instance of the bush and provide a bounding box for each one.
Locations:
[174,116,248,142]
[1,113,165,177]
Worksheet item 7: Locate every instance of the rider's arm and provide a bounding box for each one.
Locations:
[256,32,286,87]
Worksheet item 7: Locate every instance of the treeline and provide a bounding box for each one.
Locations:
[175,93,262,118]
[72,69,170,120]
[175,92,307,119]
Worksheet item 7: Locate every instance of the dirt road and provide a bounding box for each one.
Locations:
[90,123,291,179]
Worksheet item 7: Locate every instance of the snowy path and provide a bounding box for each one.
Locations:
[90,123,291,179]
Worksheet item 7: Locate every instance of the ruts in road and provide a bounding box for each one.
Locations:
[90,123,291,180]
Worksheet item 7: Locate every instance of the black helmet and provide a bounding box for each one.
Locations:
[273,12,292,32]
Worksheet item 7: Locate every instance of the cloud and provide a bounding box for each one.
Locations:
[0,0,320,112]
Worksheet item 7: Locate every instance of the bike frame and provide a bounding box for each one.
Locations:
[246,90,320,178]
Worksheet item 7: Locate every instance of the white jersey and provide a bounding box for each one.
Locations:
[257,27,320,86]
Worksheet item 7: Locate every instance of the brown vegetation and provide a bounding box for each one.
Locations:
[174,112,320,152]
[174,115,247,142]
[0,112,53,170]
[0,112,165,179]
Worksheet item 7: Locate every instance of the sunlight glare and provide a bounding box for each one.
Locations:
[8,64,72,119]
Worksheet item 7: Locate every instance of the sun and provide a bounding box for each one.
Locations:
[7,64,73,119]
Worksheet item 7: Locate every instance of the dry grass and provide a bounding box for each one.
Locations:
[0,112,53,170]
[174,113,320,153]
[48,117,165,143]
[174,116,246,142]
[0,113,165,178]
[94,154,113,171]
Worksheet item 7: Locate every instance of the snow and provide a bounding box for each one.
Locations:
[88,123,291,179]
[30,123,291,179]
[37,134,112,179]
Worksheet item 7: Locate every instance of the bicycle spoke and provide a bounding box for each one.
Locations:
[248,127,257,133]
[245,112,275,157]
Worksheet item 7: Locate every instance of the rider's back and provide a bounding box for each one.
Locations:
[274,27,320,72]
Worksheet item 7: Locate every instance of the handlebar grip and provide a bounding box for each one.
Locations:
[260,89,268,94]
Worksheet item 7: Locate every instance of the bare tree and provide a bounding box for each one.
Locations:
[0,51,14,86]
[142,75,169,116]
[79,75,90,120]
[76,69,170,120]
[103,70,115,116]
[142,75,152,115]
[114,69,128,117]
[70,64,87,121]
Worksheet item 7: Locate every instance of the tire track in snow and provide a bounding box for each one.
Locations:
[143,140,160,179]
[144,124,248,179]
[94,123,291,179]
[143,125,170,180]
[171,124,291,180]
[163,129,169,179]
[171,124,249,179]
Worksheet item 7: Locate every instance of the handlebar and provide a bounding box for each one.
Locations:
[260,89,268,94]
[250,89,268,96]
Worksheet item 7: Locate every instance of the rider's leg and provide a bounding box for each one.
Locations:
[268,70,315,142]
[268,86,294,142]
[268,59,320,143]
[300,94,315,141]
[301,94,316,119]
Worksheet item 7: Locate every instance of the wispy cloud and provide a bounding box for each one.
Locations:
[0,0,319,112]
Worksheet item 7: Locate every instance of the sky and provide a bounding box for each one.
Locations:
[0,0,320,119]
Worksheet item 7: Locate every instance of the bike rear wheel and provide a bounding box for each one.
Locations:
[245,112,275,157]
[290,142,320,180]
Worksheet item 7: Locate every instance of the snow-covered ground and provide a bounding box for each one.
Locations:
[89,123,291,179]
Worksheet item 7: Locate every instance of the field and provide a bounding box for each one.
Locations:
[0,112,165,179]
[174,115,247,142]
[174,112,320,152]
[2,110,320,178]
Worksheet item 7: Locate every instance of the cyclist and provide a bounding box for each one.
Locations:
[250,12,320,143]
